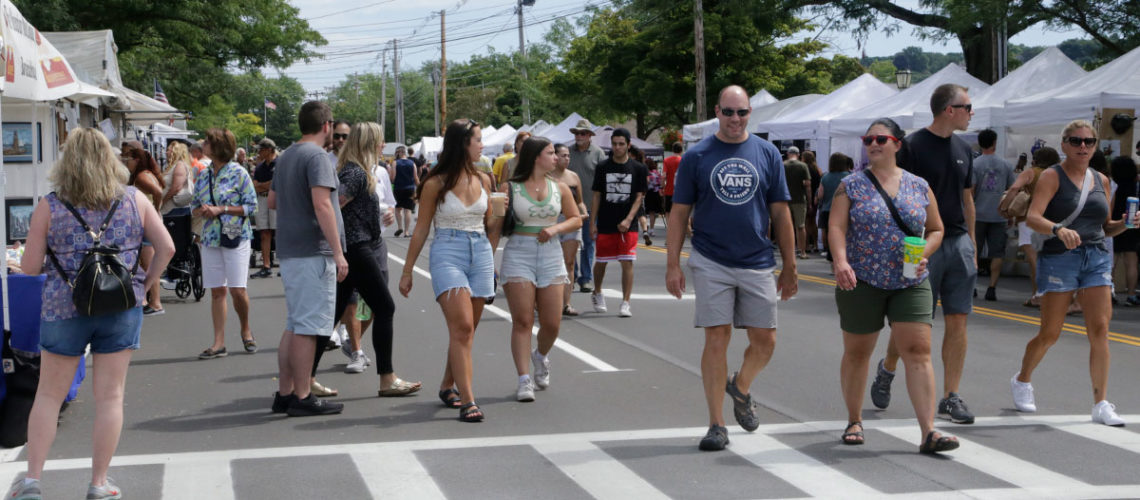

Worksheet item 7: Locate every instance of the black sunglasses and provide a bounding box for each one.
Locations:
[333,133,349,140]
[1063,136,1098,147]
[949,103,972,112]
[719,108,750,117]
[861,135,901,146]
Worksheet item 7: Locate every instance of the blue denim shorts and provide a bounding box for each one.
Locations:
[501,235,569,288]
[39,307,143,356]
[1037,245,1113,294]
[430,228,495,299]
[280,255,336,336]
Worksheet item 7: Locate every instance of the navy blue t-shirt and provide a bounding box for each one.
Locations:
[394,158,416,190]
[673,135,790,269]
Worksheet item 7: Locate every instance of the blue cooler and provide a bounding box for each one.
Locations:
[5,274,85,402]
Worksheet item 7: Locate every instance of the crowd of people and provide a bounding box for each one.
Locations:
[8,79,1140,499]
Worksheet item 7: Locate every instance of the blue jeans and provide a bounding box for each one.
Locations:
[430,228,495,299]
[576,216,595,286]
[39,307,143,356]
[1037,245,1113,293]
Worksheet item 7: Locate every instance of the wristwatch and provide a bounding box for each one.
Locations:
[1051,223,1063,235]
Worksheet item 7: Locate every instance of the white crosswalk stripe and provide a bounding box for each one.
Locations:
[2,415,1137,499]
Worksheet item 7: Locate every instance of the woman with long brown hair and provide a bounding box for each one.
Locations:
[124,144,168,316]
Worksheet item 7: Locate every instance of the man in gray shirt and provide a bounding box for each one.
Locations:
[269,100,348,417]
[972,128,1015,301]
[567,118,607,292]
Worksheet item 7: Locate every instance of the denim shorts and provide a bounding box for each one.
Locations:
[39,307,143,356]
[280,255,336,336]
[501,235,569,288]
[430,228,495,299]
[1037,245,1113,294]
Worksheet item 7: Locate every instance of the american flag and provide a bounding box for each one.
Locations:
[153,79,168,104]
[264,98,277,110]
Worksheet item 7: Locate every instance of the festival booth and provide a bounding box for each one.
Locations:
[590,126,665,162]
[753,73,897,163]
[829,64,988,167]
[682,89,778,146]
[536,112,588,146]
[480,123,517,156]
[1004,45,1140,161]
[518,119,549,135]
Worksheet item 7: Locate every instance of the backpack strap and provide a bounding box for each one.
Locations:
[45,196,130,287]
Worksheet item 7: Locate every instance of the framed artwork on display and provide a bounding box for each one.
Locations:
[2,122,34,163]
[6,198,35,244]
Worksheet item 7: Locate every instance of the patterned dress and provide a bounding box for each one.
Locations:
[842,170,930,290]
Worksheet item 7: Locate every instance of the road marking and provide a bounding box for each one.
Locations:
[352,450,445,500]
[161,456,235,500]
[387,253,621,372]
[598,288,693,300]
[730,432,882,499]
[0,445,23,463]
[531,441,670,500]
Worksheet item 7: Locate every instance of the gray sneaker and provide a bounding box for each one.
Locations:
[870,358,894,409]
[938,392,976,424]
[86,477,122,500]
[345,350,368,373]
[6,478,42,500]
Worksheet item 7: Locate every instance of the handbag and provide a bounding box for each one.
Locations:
[863,170,920,238]
[45,197,140,316]
[208,165,245,249]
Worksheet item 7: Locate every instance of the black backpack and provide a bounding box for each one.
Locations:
[46,196,140,316]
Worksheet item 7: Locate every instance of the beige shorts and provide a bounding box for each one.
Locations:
[255,194,276,230]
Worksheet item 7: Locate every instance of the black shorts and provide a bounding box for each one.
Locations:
[1115,228,1140,253]
[975,221,1009,259]
[818,210,831,230]
[644,191,665,215]
[664,195,673,213]
[394,188,416,210]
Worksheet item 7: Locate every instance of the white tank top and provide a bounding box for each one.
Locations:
[510,178,561,234]
[435,188,487,233]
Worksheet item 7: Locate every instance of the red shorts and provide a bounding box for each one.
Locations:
[595,232,638,262]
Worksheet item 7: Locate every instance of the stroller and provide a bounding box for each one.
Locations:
[162,211,205,301]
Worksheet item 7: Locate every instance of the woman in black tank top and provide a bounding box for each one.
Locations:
[1016,120,1131,426]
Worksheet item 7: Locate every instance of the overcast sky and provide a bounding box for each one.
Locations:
[281,0,1087,93]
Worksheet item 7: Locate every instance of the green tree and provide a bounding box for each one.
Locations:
[868,60,898,83]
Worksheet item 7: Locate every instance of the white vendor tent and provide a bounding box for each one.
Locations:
[682,89,778,145]
[745,94,825,134]
[481,124,518,156]
[416,136,444,162]
[536,112,588,146]
[970,47,1085,130]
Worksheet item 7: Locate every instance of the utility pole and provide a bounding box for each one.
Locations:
[394,39,404,144]
[380,49,388,139]
[431,67,441,136]
[441,9,448,128]
[693,0,706,121]
[517,0,532,123]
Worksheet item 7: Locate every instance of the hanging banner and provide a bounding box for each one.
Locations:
[0,0,81,101]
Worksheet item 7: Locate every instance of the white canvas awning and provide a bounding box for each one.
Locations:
[682,89,779,144]
[830,64,989,137]
[1005,44,1140,128]
[969,47,1085,130]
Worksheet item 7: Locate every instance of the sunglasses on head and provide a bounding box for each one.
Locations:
[333,133,348,140]
[719,108,750,117]
[861,135,901,146]
[949,103,972,112]
[464,119,479,132]
[1063,136,1098,147]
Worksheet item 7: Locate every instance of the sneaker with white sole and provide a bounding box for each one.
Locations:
[531,349,550,389]
[517,377,536,402]
[1010,374,1036,412]
[591,293,607,313]
[1092,400,1125,426]
[6,477,41,500]
[619,301,632,317]
[86,477,122,499]
[345,350,368,373]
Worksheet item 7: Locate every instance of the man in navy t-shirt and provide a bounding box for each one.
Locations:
[666,85,798,451]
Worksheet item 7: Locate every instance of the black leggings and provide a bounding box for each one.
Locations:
[312,239,397,375]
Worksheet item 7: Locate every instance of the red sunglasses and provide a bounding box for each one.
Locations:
[861,135,901,146]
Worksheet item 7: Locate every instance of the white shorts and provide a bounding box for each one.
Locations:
[200,240,251,289]
[1018,221,1033,247]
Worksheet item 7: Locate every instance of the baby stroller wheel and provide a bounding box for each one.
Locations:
[176,280,192,299]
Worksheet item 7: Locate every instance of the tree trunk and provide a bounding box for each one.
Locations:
[958,24,999,84]
[635,112,647,140]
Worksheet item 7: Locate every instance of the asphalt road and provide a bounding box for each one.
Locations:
[4,224,1140,499]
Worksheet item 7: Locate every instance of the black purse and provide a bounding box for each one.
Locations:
[208,166,245,249]
[46,197,140,316]
[863,170,919,238]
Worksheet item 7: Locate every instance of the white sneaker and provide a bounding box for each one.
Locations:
[345,350,367,373]
[531,349,550,389]
[618,301,632,317]
[1092,400,1125,426]
[517,377,536,402]
[340,339,354,359]
[1010,374,1036,412]
[592,293,607,313]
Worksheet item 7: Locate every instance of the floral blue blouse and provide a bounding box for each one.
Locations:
[191,162,258,247]
[842,170,930,290]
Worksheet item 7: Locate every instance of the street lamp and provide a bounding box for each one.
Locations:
[895,69,912,90]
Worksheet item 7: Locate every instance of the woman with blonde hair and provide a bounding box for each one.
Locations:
[1011,120,1131,426]
[329,122,421,396]
[192,128,259,359]
[8,128,174,500]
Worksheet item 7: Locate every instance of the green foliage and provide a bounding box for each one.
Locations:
[867,60,898,83]
[230,114,265,150]
[187,95,262,148]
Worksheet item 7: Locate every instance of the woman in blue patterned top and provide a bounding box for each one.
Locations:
[192,129,259,359]
[828,118,958,454]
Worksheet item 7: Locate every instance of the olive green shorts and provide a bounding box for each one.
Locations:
[835,279,933,334]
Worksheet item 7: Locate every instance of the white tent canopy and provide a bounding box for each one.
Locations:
[970,47,1085,130]
[481,124,518,156]
[830,64,989,137]
[537,112,587,146]
[682,89,779,144]
[1005,44,1140,128]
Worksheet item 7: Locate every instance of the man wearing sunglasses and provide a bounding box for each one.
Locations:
[667,85,797,451]
[871,83,978,425]
[568,119,607,293]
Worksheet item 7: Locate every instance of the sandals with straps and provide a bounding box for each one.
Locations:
[438,388,462,408]
[458,402,484,422]
[841,421,864,445]
[919,430,959,454]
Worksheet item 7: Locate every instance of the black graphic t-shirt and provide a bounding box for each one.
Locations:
[592,157,648,234]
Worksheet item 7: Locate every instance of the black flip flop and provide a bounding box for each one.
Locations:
[438,388,462,408]
[841,421,864,445]
[458,402,484,422]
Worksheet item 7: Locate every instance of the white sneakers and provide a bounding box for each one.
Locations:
[516,377,536,402]
[1010,374,1036,413]
[619,301,632,317]
[531,349,550,389]
[345,350,369,374]
[1092,400,1126,427]
[592,293,607,313]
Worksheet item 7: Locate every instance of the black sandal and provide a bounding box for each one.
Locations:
[458,402,484,422]
[725,372,760,432]
[919,430,959,454]
[841,421,864,445]
[438,388,462,408]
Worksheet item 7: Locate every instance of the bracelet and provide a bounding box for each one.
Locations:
[401,270,413,276]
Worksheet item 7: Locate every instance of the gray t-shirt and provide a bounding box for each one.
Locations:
[272,141,345,257]
[567,143,607,208]
[972,154,1015,223]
